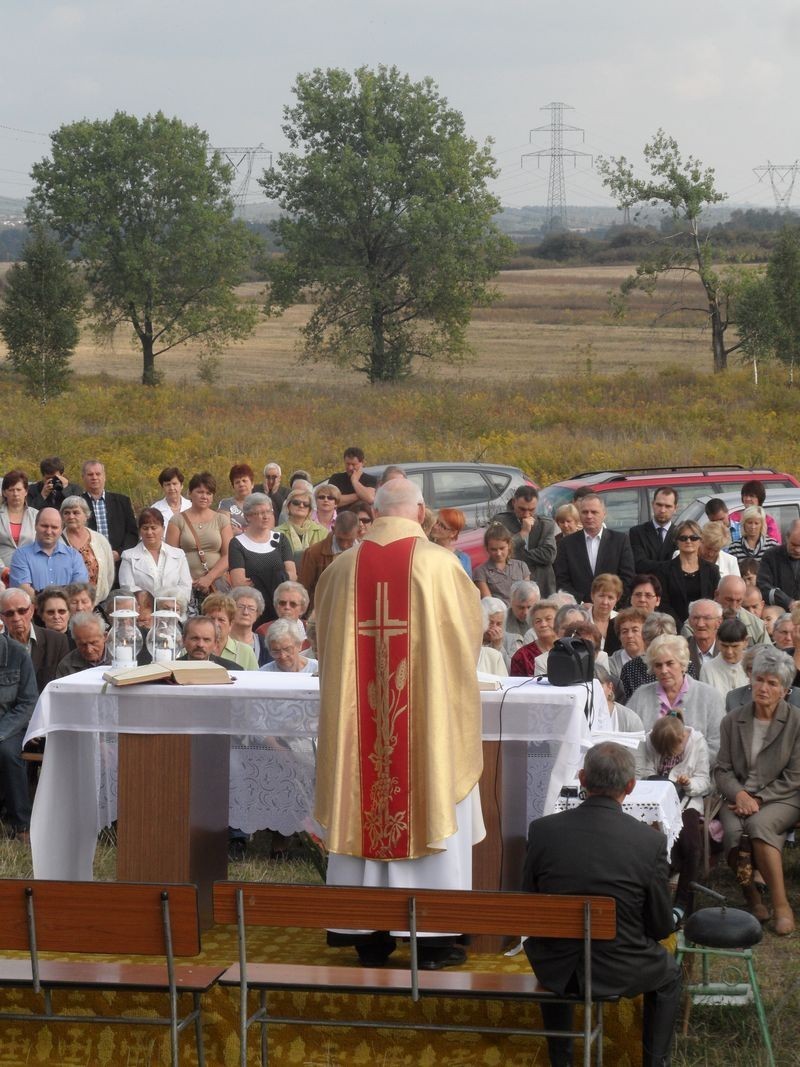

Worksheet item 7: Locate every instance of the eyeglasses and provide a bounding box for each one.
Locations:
[277,599,303,608]
[1,606,31,618]
[236,603,257,613]
[676,534,701,542]
[290,500,311,509]
[44,608,69,616]
[316,494,337,502]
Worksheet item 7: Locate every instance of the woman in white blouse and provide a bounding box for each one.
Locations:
[119,507,192,606]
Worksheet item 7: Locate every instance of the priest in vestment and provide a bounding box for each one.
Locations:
[314,477,485,968]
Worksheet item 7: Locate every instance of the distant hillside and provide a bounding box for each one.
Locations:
[0,196,26,222]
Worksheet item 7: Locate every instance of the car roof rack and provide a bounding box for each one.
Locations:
[567,465,776,481]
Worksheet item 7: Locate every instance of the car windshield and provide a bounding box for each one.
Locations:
[536,485,574,518]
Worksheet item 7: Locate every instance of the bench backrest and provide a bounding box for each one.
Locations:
[214,883,616,940]
[0,880,201,956]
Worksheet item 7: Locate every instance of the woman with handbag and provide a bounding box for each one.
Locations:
[166,472,232,609]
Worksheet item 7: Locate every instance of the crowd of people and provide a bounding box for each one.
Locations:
[0,454,798,1058]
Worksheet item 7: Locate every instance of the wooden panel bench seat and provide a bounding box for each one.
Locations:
[0,880,224,1067]
[214,881,618,1067]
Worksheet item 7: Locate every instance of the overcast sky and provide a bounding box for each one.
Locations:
[3,1,798,212]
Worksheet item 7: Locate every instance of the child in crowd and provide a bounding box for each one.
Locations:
[699,618,749,698]
[638,711,711,921]
[474,523,530,605]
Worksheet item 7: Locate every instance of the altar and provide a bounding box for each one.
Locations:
[25,671,598,920]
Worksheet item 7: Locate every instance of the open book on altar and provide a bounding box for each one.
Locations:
[102,660,234,687]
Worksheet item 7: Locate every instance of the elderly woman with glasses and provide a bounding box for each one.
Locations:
[627,633,725,763]
[228,494,295,626]
[653,520,720,628]
[275,487,328,566]
[60,496,115,605]
[715,645,800,934]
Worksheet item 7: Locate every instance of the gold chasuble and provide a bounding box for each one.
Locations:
[314,516,484,860]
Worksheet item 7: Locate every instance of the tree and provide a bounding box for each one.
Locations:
[732,227,800,385]
[0,227,84,402]
[766,226,800,383]
[27,112,258,385]
[261,66,513,383]
[598,131,739,372]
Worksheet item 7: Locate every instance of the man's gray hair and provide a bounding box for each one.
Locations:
[582,741,636,796]
[267,618,306,647]
[377,465,406,486]
[510,580,540,603]
[273,581,309,611]
[551,591,578,609]
[69,610,107,636]
[263,461,281,477]
[374,478,424,516]
[688,599,722,619]
[642,612,677,644]
[242,492,273,516]
[184,615,219,640]
[333,511,359,535]
[0,587,31,610]
[751,646,795,690]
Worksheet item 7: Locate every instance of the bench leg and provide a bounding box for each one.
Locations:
[746,957,775,1067]
[193,993,206,1067]
[261,989,268,1066]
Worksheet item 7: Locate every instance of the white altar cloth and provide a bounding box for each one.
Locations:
[25,670,595,881]
[553,779,685,852]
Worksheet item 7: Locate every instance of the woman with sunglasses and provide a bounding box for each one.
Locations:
[354,504,374,540]
[654,519,720,628]
[275,487,328,566]
[312,483,340,531]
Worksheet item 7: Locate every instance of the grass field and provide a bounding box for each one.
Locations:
[0,264,719,385]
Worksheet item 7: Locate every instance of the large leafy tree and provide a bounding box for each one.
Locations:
[0,227,84,402]
[28,111,258,385]
[733,226,800,384]
[598,131,738,372]
[261,66,513,382]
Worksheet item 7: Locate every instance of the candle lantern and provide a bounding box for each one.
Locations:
[109,596,141,667]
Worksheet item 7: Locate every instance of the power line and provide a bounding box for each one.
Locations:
[209,145,272,215]
[753,161,800,212]
[521,103,593,230]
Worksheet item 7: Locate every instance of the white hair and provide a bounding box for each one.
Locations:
[481,596,507,629]
[374,478,424,517]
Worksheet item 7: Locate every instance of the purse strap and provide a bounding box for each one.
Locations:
[180,512,209,573]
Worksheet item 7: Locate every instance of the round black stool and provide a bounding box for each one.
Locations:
[677,906,773,1067]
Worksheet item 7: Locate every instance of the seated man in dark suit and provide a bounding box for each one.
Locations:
[80,459,138,564]
[757,519,800,611]
[629,488,679,572]
[554,494,635,603]
[522,741,680,1067]
[0,587,69,692]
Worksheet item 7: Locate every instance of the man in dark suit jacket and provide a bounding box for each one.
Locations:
[80,460,138,563]
[492,486,557,596]
[628,488,679,572]
[554,494,635,603]
[0,588,69,693]
[757,520,800,609]
[522,741,680,1067]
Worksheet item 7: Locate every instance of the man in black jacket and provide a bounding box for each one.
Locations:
[554,495,635,603]
[758,520,800,609]
[0,630,39,841]
[0,588,69,693]
[80,460,138,564]
[628,488,679,572]
[27,456,82,511]
[522,741,680,1067]
[492,486,557,596]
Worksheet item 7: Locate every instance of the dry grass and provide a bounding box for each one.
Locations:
[0,264,718,384]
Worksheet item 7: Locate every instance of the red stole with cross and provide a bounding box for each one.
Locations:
[354,537,415,859]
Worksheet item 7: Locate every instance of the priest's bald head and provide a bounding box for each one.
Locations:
[374,478,425,523]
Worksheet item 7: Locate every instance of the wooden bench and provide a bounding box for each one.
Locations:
[213,881,617,1067]
[0,879,225,1067]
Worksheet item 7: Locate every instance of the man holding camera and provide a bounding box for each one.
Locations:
[27,457,82,512]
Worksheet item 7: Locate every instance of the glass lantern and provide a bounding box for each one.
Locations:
[109,595,142,667]
[147,597,183,663]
